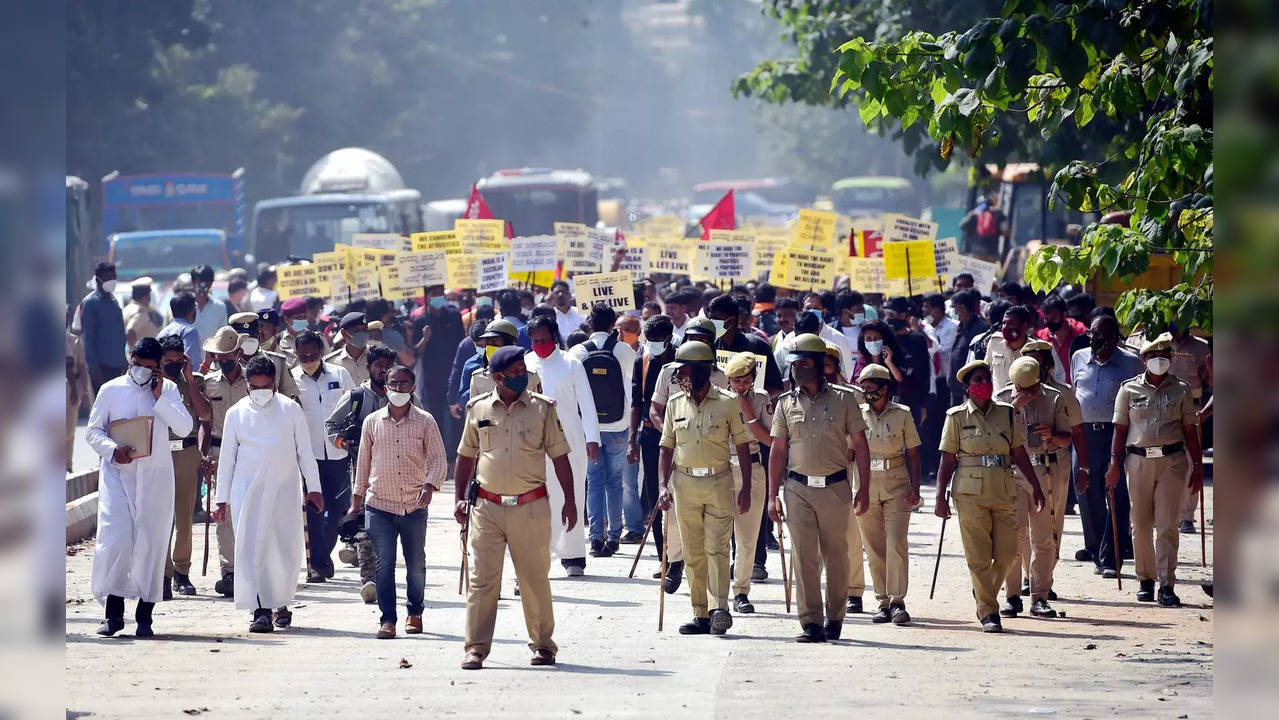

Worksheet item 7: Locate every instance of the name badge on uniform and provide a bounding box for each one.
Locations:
[806,475,826,488]
[870,458,887,471]
[328,381,340,390]
[1145,445,1164,458]
[478,419,493,428]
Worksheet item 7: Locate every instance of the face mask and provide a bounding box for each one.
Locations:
[1046,319,1063,332]
[429,296,447,309]
[864,389,884,403]
[646,340,668,356]
[710,319,726,340]
[163,361,184,380]
[249,388,274,407]
[1145,356,1171,376]
[347,331,369,349]
[887,318,907,332]
[128,365,153,386]
[805,309,823,324]
[484,345,498,361]
[475,345,487,360]
[218,360,238,376]
[1002,327,1022,343]
[290,318,308,332]
[387,390,412,407]
[967,381,994,403]
[447,300,460,309]
[864,339,884,356]
[240,337,260,355]
[791,362,818,387]
[1090,334,1109,353]
[100,279,118,293]
[300,359,322,375]
[501,374,529,395]
[852,312,865,325]
[676,373,693,395]
[532,340,556,358]
[476,297,494,309]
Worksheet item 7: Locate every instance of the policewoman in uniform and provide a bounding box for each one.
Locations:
[200,326,250,597]
[454,345,576,670]
[724,352,772,614]
[828,340,870,616]
[1107,333,1202,607]
[230,311,299,398]
[855,363,921,624]
[936,360,1045,633]
[768,333,872,643]
[996,357,1072,619]
[158,334,211,599]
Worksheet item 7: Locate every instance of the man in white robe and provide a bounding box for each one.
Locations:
[523,315,599,576]
[87,338,193,637]
[214,355,323,633]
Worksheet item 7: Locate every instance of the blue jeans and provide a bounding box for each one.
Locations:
[587,430,629,541]
[622,453,644,535]
[306,458,351,575]
[366,507,427,625]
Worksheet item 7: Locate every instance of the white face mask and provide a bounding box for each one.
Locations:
[852,312,865,326]
[646,340,668,356]
[128,365,153,386]
[100,279,118,293]
[864,339,884,356]
[710,319,726,340]
[1145,356,1171,376]
[387,390,412,407]
[240,337,260,355]
[249,388,274,407]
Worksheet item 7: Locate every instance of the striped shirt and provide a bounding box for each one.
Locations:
[354,404,447,515]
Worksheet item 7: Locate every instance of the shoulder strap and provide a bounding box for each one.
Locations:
[603,333,618,352]
[641,353,652,392]
[583,341,599,353]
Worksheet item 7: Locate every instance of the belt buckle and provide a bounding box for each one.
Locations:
[806,475,827,488]
[500,494,519,506]
[1145,446,1164,458]
[1091,422,1108,431]
[730,455,740,467]
[691,467,711,478]
[169,440,185,452]
[981,455,1003,468]
[870,458,887,472]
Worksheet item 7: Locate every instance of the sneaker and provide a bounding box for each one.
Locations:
[871,607,891,624]
[338,545,357,566]
[890,604,911,624]
[1102,568,1118,579]
[663,561,684,594]
[360,581,378,604]
[679,617,711,635]
[96,618,125,637]
[709,609,733,635]
[173,573,197,596]
[980,613,1003,633]
[1000,596,1023,617]
[214,571,234,598]
[619,531,644,544]
[751,564,768,581]
[565,565,585,578]
[1030,599,1056,617]
[600,539,620,558]
[588,539,605,557]
[1136,579,1156,602]
[1179,520,1196,534]
[845,596,863,614]
[732,594,755,613]
[1157,585,1181,607]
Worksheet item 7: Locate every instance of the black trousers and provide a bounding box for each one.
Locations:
[638,426,666,553]
[1078,424,1134,569]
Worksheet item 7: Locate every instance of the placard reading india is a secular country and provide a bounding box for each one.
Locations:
[276,264,321,299]
[396,250,447,288]
[571,271,636,313]
[477,254,510,294]
[509,235,559,273]
[617,239,648,282]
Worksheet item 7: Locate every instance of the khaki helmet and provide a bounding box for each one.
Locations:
[683,316,716,341]
[671,340,715,368]
[1009,356,1041,389]
[480,318,519,342]
[824,341,843,362]
[858,363,892,383]
[789,333,827,354]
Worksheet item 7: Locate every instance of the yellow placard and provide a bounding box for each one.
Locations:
[880,214,938,244]
[411,230,462,255]
[792,209,839,250]
[634,215,685,239]
[311,250,345,288]
[616,239,647,282]
[882,239,936,281]
[646,240,694,276]
[769,247,790,282]
[571,271,636,313]
[356,248,397,270]
[779,246,838,291]
[446,254,481,289]
[334,243,356,283]
[396,250,448,288]
[276,264,321,300]
[352,265,380,301]
[378,264,414,301]
[847,256,887,294]
[454,219,508,254]
[508,270,556,291]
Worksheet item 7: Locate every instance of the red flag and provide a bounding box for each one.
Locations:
[699,190,736,240]
[465,185,493,219]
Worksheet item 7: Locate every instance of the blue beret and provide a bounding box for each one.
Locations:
[488,345,526,374]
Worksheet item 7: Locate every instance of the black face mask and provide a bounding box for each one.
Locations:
[1046,319,1063,332]
[1089,334,1109,353]
[886,318,907,332]
[218,360,237,376]
[163,361,184,380]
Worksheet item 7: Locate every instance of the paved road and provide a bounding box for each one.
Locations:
[65,482,1213,718]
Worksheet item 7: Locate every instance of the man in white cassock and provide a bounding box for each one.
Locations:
[87,338,194,637]
[214,355,324,633]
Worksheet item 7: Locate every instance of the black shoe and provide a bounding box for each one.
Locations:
[663,561,684,594]
[173,573,196,596]
[890,604,911,624]
[321,565,335,580]
[765,536,780,551]
[823,620,842,640]
[619,531,644,545]
[589,539,605,557]
[135,601,155,637]
[1136,579,1156,602]
[1157,586,1181,607]
[249,610,274,633]
[678,617,711,635]
[96,618,125,637]
[871,607,891,623]
[795,624,827,643]
[214,571,234,597]
[1065,505,1077,516]
[162,578,173,601]
[273,606,292,627]
[1030,599,1056,618]
[981,614,1004,633]
[652,570,663,579]
[1048,589,1058,601]
[1074,549,1094,562]
[601,539,620,558]
[845,596,863,614]
[1000,596,1023,617]
[733,594,755,613]
[710,609,733,635]
[751,564,768,581]
[1020,578,1030,597]
[306,570,326,583]
[1179,520,1196,534]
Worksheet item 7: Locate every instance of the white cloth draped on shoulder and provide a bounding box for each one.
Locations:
[215,394,320,611]
[86,375,194,604]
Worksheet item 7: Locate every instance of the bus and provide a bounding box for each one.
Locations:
[830,176,923,220]
[475,168,598,236]
[252,147,423,263]
[100,169,247,260]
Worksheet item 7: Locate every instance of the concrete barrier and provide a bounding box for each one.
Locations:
[66,469,98,504]
[66,492,97,545]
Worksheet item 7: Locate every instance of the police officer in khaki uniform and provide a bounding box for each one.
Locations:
[454,345,576,670]
[1020,340,1089,566]
[468,319,542,399]
[1107,333,1203,607]
[324,312,373,386]
[936,360,1045,632]
[230,312,299,399]
[1168,327,1211,532]
[200,326,250,597]
[768,333,872,643]
[657,342,752,635]
[996,357,1073,619]
[856,363,922,624]
[157,334,211,598]
[724,352,772,613]
[827,341,870,615]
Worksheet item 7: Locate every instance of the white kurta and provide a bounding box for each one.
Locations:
[86,375,194,604]
[525,349,599,560]
[215,394,320,611]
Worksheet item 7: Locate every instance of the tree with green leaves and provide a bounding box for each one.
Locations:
[738,0,1212,336]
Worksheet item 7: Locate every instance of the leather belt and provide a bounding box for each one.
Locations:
[788,469,848,487]
[1126,442,1183,458]
[676,465,730,478]
[169,437,198,452]
[477,486,548,507]
[1087,422,1112,431]
[209,437,222,448]
[869,455,904,471]
[956,454,1008,468]
[1031,453,1058,466]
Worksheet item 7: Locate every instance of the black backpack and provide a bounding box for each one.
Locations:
[580,334,626,424]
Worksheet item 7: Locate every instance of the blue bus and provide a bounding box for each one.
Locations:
[101,169,247,261]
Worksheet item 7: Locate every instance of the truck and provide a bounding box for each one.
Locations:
[99,169,247,262]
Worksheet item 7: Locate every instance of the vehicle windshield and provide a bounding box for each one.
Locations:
[112,234,225,281]
[255,201,392,258]
[832,186,918,216]
[481,187,596,236]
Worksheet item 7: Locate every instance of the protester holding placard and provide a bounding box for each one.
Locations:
[705,294,784,397]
